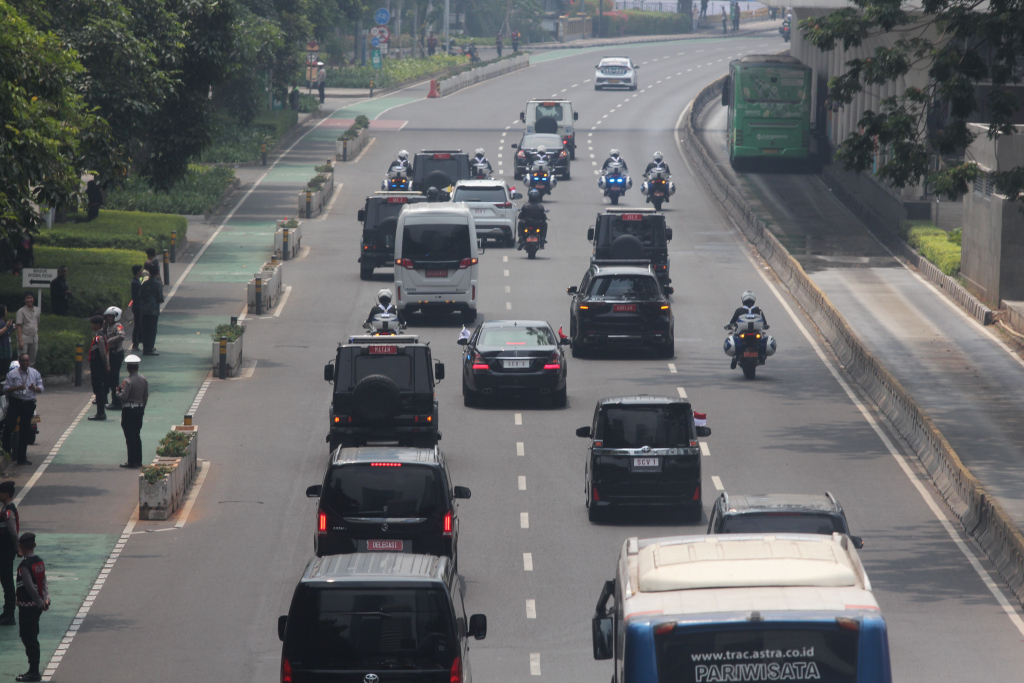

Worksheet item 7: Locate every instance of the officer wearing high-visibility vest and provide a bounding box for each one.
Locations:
[87,316,109,421]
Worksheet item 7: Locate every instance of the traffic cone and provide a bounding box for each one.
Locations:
[427,79,440,98]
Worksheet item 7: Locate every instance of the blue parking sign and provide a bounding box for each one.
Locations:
[374,7,390,24]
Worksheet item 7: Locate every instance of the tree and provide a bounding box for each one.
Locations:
[803,0,1024,200]
[0,0,113,240]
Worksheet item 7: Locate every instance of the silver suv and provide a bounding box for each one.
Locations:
[451,179,522,247]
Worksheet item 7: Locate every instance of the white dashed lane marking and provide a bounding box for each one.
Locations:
[503,255,508,262]
[504,269,510,277]
[523,553,533,571]
[518,475,526,490]
[515,413,523,425]
[700,442,711,457]
[521,512,530,528]
[668,363,678,373]
[526,599,537,619]
[516,442,525,456]
[506,302,512,310]
[712,476,724,491]
[530,653,541,676]
[677,387,687,398]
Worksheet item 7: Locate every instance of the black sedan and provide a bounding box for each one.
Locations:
[512,133,571,180]
[459,320,570,407]
[568,264,674,358]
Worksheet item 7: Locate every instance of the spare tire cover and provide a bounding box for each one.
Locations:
[609,234,645,260]
[423,170,453,192]
[535,116,558,134]
[352,374,402,424]
[376,216,398,249]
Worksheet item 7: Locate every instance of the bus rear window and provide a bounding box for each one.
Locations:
[740,70,806,103]
[655,625,858,683]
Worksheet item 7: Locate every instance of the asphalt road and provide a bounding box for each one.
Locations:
[53,36,1024,682]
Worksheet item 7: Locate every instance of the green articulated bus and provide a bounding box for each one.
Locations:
[721,55,813,169]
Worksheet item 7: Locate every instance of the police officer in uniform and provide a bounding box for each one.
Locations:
[115,355,148,469]
[102,307,125,410]
[87,316,109,421]
[15,532,47,682]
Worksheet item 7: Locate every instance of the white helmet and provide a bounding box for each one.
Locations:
[741,290,756,305]
[653,151,663,162]
[475,148,485,156]
[104,306,122,322]
[125,354,142,364]
[610,149,620,157]
[378,288,394,304]
[537,145,547,153]
[398,150,409,160]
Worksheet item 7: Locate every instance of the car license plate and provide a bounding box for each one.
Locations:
[633,457,659,469]
[610,79,620,84]
[526,236,538,242]
[425,269,447,278]
[762,148,780,154]
[472,208,487,214]
[743,350,759,358]
[367,539,404,551]
[503,359,530,369]
[613,304,637,312]
[535,183,545,189]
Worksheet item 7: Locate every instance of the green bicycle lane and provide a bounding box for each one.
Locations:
[0,93,419,680]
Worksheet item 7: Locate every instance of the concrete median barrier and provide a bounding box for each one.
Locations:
[682,76,1024,608]
[435,54,530,97]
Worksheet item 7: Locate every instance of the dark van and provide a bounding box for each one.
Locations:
[279,553,486,683]
[587,208,673,290]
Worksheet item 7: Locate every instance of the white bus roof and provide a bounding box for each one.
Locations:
[620,534,880,619]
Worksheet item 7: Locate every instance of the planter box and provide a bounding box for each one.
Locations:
[274,224,302,259]
[260,262,284,299]
[336,129,369,161]
[211,335,243,376]
[298,187,324,217]
[247,273,274,313]
[139,426,198,520]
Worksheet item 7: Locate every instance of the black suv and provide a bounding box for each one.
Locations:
[588,208,672,289]
[306,446,471,561]
[358,191,426,280]
[577,396,710,522]
[567,264,674,358]
[708,492,864,548]
[324,334,445,450]
[278,553,487,683]
[412,150,471,192]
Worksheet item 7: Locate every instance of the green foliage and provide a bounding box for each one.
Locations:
[253,109,299,139]
[326,54,467,89]
[212,322,245,342]
[297,93,321,113]
[599,9,691,37]
[156,429,193,460]
[354,115,370,129]
[142,463,173,484]
[948,228,962,247]
[36,211,186,252]
[0,246,146,319]
[201,109,298,164]
[904,221,962,276]
[106,166,235,215]
[34,316,92,377]
[801,0,1024,200]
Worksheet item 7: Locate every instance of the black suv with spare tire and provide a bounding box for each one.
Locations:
[588,207,673,291]
[358,191,426,280]
[324,334,445,450]
[412,149,471,193]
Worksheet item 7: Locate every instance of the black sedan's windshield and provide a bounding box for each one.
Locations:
[588,275,661,300]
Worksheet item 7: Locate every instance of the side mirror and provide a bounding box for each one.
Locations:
[592,615,613,660]
[567,286,578,295]
[663,285,675,297]
[587,227,594,242]
[278,615,288,641]
[357,209,366,223]
[559,337,571,346]
[305,485,322,498]
[510,143,519,149]
[665,227,673,241]
[453,485,471,500]
[850,535,864,549]
[324,363,334,383]
[574,111,579,121]
[576,426,592,438]
[457,337,468,346]
[696,426,711,438]
[519,112,525,123]
[721,76,731,106]
[469,614,488,640]
[512,191,523,200]
[435,362,445,381]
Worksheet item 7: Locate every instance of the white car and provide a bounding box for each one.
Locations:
[451,179,522,247]
[594,57,638,91]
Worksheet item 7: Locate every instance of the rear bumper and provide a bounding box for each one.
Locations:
[400,300,475,314]
[358,250,394,268]
[315,533,453,558]
[592,479,700,507]
[329,423,439,443]
[733,145,809,160]
[474,222,514,239]
[466,369,565,393]
[576,324,671,347]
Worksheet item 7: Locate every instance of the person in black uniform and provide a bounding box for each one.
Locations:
[48,266,72,316]
[15,532,48,682]
[725,290,770,329]
[87,316,109,421]
[517,189,548,246]
[0,481,18,626]
[365,289,406,328]
[643,151,671,177]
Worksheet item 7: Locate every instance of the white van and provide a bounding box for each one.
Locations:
[520,98,579,159]
[394,204,480,323]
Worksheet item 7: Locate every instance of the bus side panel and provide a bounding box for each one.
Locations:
[857,615,893,683]
[622,622,658,683]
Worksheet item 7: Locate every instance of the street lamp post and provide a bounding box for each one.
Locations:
[444,0,450,56]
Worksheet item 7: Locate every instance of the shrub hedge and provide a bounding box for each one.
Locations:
[202,110,299,164]
[327,54,473,89]
[33,315,92,376]
[36,211,186,252]
[595,9,691,36]
[904,221,962,276]
[106,165,235,215]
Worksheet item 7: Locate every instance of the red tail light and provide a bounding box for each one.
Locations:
[450,656,462,683]
[592,486,600,501]
[281,658,293,683]
[397,286,402,301]
[543,351,561,370]
[693,485,701,501]
[517,150,526,157]
[472,353,488,371]
[371,462,402,467]
[318,512,327,534]
[443,511,453,535]
[494,202,513,208]
[459,258,478,269]
[397,258,415,269]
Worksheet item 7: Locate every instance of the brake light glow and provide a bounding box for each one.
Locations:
[318,512,327,533]
[559,150,567,157]
[543,351,561,370]
[579,305,589,310]
[693,485,701,501]
[472,353,488,371]
[371,462,403,467]
[282,657,293,683]
[398,258,415,269]
[414,415,433,423]
[459,258,478,269]
[450,655,462,683]
[443,511,453,535]
[494,202,513,208]
[333,416,340,423]
[592,486,600,501]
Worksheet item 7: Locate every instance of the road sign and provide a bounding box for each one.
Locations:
[370,26,380,37]
[371,36,380,47]
[379,43,388,54]
[377,26,390,43]
[22,268,58,288]
[371,48,382,70]
[374,7,390,25]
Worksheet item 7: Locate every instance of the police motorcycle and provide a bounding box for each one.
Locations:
[598,161,631,205]
[525,156,556,199]
[470,160,492,179]
[382,167,411,191]
[780,18,791,41]
[364,311,406,336]
[723,314,777,380]
[641,167,675,210]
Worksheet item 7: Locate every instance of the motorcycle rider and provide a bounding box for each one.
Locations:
[425,186,447,202]
[472,148,493,175]
[531,144,550,168]
[643,151,671,177]
[725,290,770,329]
[601,149,628,172]
[387,150,413,176]
[366,288,406,327]
[517,189,548,248]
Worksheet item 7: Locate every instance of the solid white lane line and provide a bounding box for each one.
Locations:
[712,476,724,490]
[520,512,530,529]
[518,475,526,490]
[677,387,687,398]
[15,397,93,506]
[516,442,525,456]
[700,442,711,457]
[526,599,537,619]
[530,653,541,676]
[272,285,293,317]
[514,413,522,425]
[523,552,533,571]
[668,363,678,373]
